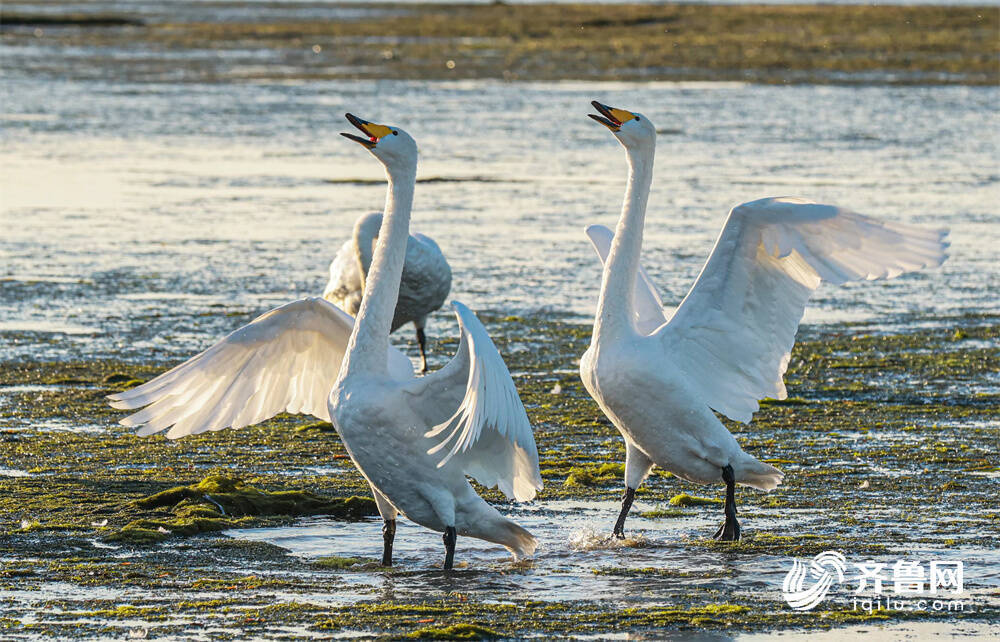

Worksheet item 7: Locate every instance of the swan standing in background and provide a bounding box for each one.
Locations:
[324,211,451,373]
[333,113,542,569]
[582,101,948,541]
[108,114,541,569]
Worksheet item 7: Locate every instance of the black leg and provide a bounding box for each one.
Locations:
[416,326,428,374]
[442,526,457,570]
[381,519,396,566]
[713,464,741,541]
[612,487,636,539]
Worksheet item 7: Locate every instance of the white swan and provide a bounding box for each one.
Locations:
[581,101,949,540]
[324,211,451,373]
[333,113,541,569]
[108,113,541,569]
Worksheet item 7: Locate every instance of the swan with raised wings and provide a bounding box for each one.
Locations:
[332,114,541,569]
[324,211,451,373]
[108,114,542,569]
[582,101,948,541]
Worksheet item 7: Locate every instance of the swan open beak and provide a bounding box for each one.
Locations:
[589,101,636,132]
[341,113,393,149]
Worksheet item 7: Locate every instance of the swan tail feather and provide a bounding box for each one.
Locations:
[734,455,784,491]
[491,518,538,559]
[467,511,537,558]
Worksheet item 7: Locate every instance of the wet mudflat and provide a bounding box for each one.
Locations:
[2,1,999,638]
[1,314,998,638]
[1,2,997,84]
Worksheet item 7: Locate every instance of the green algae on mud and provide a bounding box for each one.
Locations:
[668,493,722,507]
[307,597,967,636]
[405,623,502,639]
[102,475,377,544]
[1,313,998,637]
[2,3,997,85]
[637,507,686,519]
[312,555,370,570]
[561,462,624,487]
[134,475,375,519]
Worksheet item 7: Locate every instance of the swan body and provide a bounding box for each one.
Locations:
[332,114,541,566]
[580,339,779,489]
[331,300,540,557]
[108,114,540,567]
[324,211,451,372]
[582,101,949,540]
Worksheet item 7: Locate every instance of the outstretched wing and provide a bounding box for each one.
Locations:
[585,224,668,335]
[108,297,413,439]
[656,197,948,423]
[407,301,542,502]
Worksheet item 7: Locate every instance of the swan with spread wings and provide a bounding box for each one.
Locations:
[582,101,948,541]
[109,114,542,569]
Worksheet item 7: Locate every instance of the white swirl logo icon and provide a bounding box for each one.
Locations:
[782,550,848,611]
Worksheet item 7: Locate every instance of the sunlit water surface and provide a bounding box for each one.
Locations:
[224,501,1000,609]
[2,80,998,364]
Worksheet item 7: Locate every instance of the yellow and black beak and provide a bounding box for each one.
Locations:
[589,101,636,132]
[341,113,393,149]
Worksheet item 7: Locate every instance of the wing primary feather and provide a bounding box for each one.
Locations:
[418,301,542,500]
[110,298,365,436]
[657,198,948,425]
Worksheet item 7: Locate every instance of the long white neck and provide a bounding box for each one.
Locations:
[594,143,654,342]
[343,163,416,375]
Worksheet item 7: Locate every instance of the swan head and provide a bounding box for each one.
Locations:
[589,101,655,151]
[341,113,417,172]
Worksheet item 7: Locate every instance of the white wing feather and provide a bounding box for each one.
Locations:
[417,301,542,502]
[585,224,668,335]
[656,197,949,423]
[108,297,413,439]
[323,239,364,315]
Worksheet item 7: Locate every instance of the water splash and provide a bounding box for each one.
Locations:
[568,526,653,551]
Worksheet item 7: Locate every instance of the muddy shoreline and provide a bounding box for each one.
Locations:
[2,3,997,84]
[2,313,997,638]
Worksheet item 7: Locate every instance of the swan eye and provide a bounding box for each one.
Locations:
[392,131,398,135]
[634,116,640,121]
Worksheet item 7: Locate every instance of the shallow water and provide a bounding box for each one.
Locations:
[2,78,998,363]
[224,499,1000,609]
[0,467,33,478]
